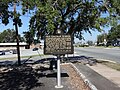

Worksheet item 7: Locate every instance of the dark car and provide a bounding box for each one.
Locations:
[10,49,17,54]
[32,47,38,51]
[0,51,5,55]
[12,49,17,54]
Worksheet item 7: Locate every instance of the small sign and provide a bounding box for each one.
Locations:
[44,35,74,55]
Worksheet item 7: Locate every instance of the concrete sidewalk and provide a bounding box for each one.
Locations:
[74,63,120,90]
[87,63,120,87]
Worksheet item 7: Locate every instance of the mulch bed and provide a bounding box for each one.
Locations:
[62,63,91,90]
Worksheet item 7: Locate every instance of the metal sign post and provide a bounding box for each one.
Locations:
[55,55,63,88]
[44,34,74,88]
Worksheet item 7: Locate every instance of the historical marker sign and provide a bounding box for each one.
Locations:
[44,35,74,55]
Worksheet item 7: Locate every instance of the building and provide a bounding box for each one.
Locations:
[0,42,29,50]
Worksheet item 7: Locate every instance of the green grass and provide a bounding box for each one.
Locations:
[95,46,120,48]
[0,54,44,60]
[97,60,120,71]
[95,46,105,48]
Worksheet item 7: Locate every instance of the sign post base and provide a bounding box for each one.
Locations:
[55,85,63,88]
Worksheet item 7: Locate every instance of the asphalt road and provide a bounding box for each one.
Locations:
[74,47,120,63]
[1,47,120,63]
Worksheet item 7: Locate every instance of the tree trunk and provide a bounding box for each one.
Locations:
[14,3,21,66]
[15,23,21,66]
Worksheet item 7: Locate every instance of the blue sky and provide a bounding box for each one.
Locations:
[0,6,31,35]
[0,15,31,35]
[75,26,111,43]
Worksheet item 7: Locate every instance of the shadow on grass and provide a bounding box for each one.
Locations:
[0,65,44,90]
[62,55,96,63]
[0,57,69,90]
[34,55,95,63]
[0,55,97,90]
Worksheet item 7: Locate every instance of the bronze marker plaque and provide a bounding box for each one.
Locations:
[44,35,74,55]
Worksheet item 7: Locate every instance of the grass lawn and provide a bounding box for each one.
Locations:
[97,60,120,71]
[0,54,44,60]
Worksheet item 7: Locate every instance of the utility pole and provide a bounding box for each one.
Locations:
[13,2,21,66]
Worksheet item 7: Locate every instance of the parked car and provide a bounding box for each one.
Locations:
[32,47,38,51]
[9,49,17,54]
[0,51,5,55]
[12,49,17,54]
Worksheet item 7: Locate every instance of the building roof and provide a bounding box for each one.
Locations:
[0,42,28,46]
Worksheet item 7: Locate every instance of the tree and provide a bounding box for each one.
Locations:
[21,0,120,40]
[23,31,34,45]
[0,29,15,43]
[97,33,107,43]
[0,0,22,25]
[97,34,104,43]
[0,1,22,66]
[107,24,120,41]
[87,40,93,46]
[1,0,120,40]
[0,29,24,43]
[0,0,12,25]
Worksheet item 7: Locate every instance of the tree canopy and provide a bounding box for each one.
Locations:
[0,29,24,43]
[23,31,34,45]
[107,24,120,41]
[24,0,120,39]
[0,0,120,40]
[97,33,107,43]
[97,24,120,45]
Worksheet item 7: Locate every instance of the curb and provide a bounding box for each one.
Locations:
[62,63,98,90]
[96,58,117,63]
